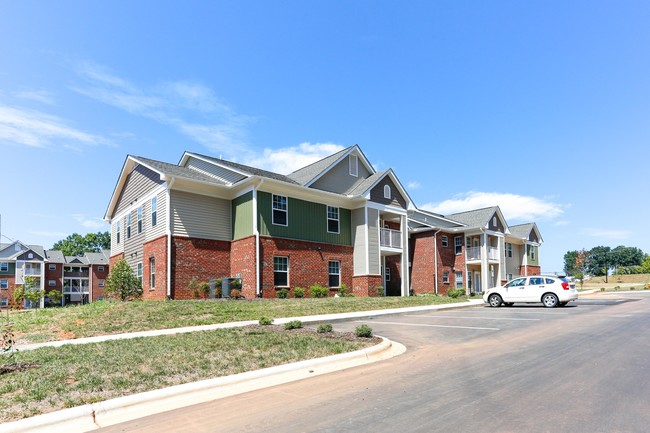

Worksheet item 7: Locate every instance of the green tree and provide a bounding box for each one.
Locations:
[13,276,44,308]
[586,246,612,279]
[52,231,110,257]
[641,256,650,274]
[564,249,588,275]
[104,259,142,301]
[610,246,645,269]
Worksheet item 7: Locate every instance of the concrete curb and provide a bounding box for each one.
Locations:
[0,336,405,433]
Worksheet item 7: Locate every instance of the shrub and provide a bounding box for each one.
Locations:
[230,289,241,299]
[600,287,606,292]
[276,288,289,299]
[46,290,62,307]
[293,287,305,298]
[375,286,385,296]
[355,324,373,338]
[337,284,354,297]
[310,284,329,298]
[447,288,465,298]
[284,320,303,330]
[200,282,211,298]
[104,258,143,301]
[259,317,274,326]
[317,323,333,333]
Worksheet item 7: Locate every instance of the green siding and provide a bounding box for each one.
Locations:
[0,262,15,275]
[232,191,254,240]
[527,245,539,266]
[258,192,352,246]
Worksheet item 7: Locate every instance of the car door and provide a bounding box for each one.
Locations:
[503,277,527,302]
[523,277,545,302]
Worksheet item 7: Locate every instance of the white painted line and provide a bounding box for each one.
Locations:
[409,315,540,321]
[356,320,500,331]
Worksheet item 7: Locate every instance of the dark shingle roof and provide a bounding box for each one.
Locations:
[509,223,535,239]
[192,153,299,185]
[288,146,355,186]
[446,206,499,228]
[134,156,229,186]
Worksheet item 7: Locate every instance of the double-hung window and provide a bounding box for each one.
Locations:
[327,206,339,233]
[127,214,132,239]
[0,262,8,272]
[507,243,513,258]
[116,221,121,244]
[0,298,7,307]
[150,257,156,289]
[328,261,340,288]
[274,256,289,287]
[455,272,463,289]
[0,280,8,289]
[272,195,288,226]
[441,236,448,247]
[443,272,449,283]
[137,262,143,286]
[137,207,143,234]
[151,196,157,227]
[454,236,463,255]
[385,267,391,282]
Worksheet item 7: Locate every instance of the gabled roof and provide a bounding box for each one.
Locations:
[134,156,229,186]
[408,209,467,230]
[447,206,509,233]
[509,222,543,244]
[45,250,65,263]
[185,152,299,185]
[85,250,111,265]
[0,241,45,261]
[288,145,375,187]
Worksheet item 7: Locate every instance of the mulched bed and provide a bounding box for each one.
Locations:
[245,324,383,345]
[0,362,40,375]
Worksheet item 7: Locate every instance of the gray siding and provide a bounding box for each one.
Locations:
[171,190,232,240]
[310,155,372,194]
[367,208,380,274]
[111,218,124,257]
[488,212,506,233]
[370,177,407,209]
[184,156,247,184]
[115,164,165,215]
[124,207,144,271]
[145,189,167,242]
[505,243,524,276]
[352,208,367,275]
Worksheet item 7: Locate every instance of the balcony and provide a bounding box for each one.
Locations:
[380,228,402,249]
[467,246,500,261]
[24,267,42,276]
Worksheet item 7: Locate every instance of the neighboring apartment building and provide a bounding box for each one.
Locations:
[0,241,109,308]
[103,145,543,299]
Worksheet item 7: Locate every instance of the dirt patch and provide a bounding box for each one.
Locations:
[0,362,39,376]
[245,324,383,345]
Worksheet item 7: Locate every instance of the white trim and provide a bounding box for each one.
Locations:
[271,194,289,227]
[326,206,340,234]
[349,154,359,177]
[166,178,174,298]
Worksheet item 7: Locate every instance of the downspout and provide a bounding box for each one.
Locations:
[253,179,264,297]
[166,177,175,299]
[432,227,442,295]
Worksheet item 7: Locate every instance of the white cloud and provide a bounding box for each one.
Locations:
[73,63,251,155]
[72,214,108,230]
[408,181,421,190]
[581,228,630,240]
[13,90,55,105]
[0,105,110,150]
[421,191,565,222]
[244,142,345,174]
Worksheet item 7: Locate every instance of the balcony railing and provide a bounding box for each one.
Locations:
[466,246,500,261]
[380,228,402,249]
[24,267,42,276]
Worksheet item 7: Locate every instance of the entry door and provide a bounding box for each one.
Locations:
[474,272,481,293]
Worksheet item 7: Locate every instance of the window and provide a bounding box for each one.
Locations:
[507,273,514,281]
[0,298,7,308]
[1,262,8,272]
[137,207,143,234]
[454,236,463,255]
[349,155,358,177]
[137,262,143,286]
[442,272,449,283]
[48,280,56,287]
[441,236,448,247]
[98,280,105,287]
[327,206,339,233]
[48,264,56,270]
[467,273,473,290]
[507,243,513,258]
[383,184,391,199]
[272,195,288,226]
[151,196,157,227]
[385,266,391,281]
[0,280,7,289]
[127,213,132,239]
[116,221,121,244]
[274,256,289,287]
[527,245,536,260]
[529,277,543,285]
[455,272,463,289]
[328,261,341,287]
[150,257,156,289]
[493,216,497,226]
[98,266,104,272]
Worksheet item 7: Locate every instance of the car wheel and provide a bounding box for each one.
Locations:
[488,293,503,307]
[504,302,514,307]
[542,293,559,308]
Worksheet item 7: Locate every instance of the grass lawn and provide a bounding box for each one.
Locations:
[0,326,375,422]
[7,295,468,344]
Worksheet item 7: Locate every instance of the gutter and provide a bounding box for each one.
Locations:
[432,228,442,295]
[166,177,176,298]
[253,179,264,297]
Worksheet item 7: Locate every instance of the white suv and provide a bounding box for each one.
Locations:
[483,276,578,308]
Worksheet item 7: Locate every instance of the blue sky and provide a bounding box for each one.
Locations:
[1,1,649,273]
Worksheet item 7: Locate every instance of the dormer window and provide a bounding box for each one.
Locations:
[384,185,391,199]
[349,155,358,177]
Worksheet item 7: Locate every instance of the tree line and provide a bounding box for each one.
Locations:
[564,245,650,277]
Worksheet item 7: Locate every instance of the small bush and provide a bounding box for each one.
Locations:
[200,282,210,298]
[230,289,241,299]
[259,317,274,326]
[447,288,465,298]
[375,286,385,296]
[337,284,354,297]
[317,323,333,333]
[600,287,606,292]
[293,287,305,298]
[276,288,289,299]
[355,324,373,338]
[284,320,303,330]
[310,284,329,298]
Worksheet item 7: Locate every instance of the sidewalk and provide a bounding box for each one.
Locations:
[4,299,484,433]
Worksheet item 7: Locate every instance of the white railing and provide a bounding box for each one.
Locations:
[380,228,402,248]
[466,246,500,261]
[24,267,42,276]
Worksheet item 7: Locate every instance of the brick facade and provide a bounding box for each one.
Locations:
[142,235,168,301]
[231,236,257,299]
[520,265,541,276]
[409,231,467,296]
[90,264,109,302]
[171,236,231,300]
[384,255,402,296]
[352,275,383,297]
[0,275,16,308]
[259,236,353,299]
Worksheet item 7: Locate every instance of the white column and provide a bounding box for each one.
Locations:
[481,232,490,291]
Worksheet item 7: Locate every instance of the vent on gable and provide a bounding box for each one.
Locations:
[349,155,358,177]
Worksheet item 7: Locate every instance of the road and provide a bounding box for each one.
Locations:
[97,292,650,433]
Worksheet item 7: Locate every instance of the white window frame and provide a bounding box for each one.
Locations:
[151,196,157,227]
[48,280,56,287]
[385,267,391,282]
[349,154,358,177]
[137,206,143,234]
[507,243,513,258]
[454,236,463,255]
[441,236,448,247]
[455,272,463,289]
[328,261,341,288]
[327,206,340,234]
[272,194,288,226]
[116,221,121,244]
[383,184,391,199]
[127,213,132,239]
[0,298,7,307]
[48,264,56,270]
[0,262,8,272]
[150,257,156,289]
[442,272,449,284]
[0,280,8,289]
[137,262,143,286]
[507,273,514,281]
[98,280,105,287]
[98,266,104,272]
[273,256,289,287]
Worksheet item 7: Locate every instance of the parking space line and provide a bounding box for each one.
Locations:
[356,320,499,331]
[409,315,539,321]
